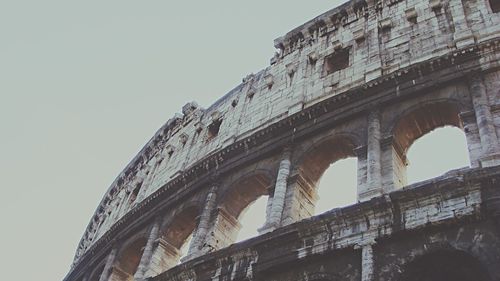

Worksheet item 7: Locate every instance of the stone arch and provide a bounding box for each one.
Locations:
[296,133,361,187]
[110,235,148,281]
[88,262,105,281]
[210,171,274,248]
[389,100,465,156]
[289,133,362,219]
[147,205,200,275]
[399,248,491,281]
[220,169,274,219]
[387,100,470,188]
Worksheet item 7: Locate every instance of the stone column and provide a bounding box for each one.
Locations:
[133,219,161,280]
[263,147,292,231]
[258,185,275,234]
[361,110,383,201]
[185,183,218,259]
[361,244,375,281]
[354,146,368,201]
[380,136,408,193]
[98,247,117,281]
[459,111,482,168]
[469,76,500,167]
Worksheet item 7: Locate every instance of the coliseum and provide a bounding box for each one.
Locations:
[64,0,500,280]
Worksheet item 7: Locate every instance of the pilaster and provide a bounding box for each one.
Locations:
[360,110,384,201]
[203,207,241,252]
[147,238,181,276]
[185,183,218,259]
[380,136,408,193]
[281,170,318,226]
[133,218,161,280]
[469,75,500,167]
[261,147,292,232]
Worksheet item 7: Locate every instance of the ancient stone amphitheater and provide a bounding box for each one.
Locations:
[64,0,500,280]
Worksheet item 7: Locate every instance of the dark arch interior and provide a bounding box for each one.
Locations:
[147,206,199,275]
[400,249,490,281]
[114,237,148,278]
[162,206,198,249]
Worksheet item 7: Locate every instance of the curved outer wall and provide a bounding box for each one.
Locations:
[66,0,500,280]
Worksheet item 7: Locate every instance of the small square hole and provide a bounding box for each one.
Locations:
[207,119,223,141]
[324,47,350,75]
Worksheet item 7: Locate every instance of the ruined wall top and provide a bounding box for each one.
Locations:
[73,0,500,264]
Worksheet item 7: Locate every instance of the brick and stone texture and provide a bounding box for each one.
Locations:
[64,0,500,280]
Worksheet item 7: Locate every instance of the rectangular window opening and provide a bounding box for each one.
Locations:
[207,119,223,141]
[324,47,350,75]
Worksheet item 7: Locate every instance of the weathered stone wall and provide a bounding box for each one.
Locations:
[64,0,500,280]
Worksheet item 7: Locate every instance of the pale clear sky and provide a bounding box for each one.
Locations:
[0,1,469,281]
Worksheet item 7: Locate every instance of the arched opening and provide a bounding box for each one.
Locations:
[297,136,358,217]
[109,237,148,281]
[236,195,268,242]
[148,206,198,276]
[391,102,470,187]
[400,249,490,281]
[316,157,358,214]
[406,126,470,183]
[216,173,272,246]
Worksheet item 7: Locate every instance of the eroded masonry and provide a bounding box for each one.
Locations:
[65,0,500,280]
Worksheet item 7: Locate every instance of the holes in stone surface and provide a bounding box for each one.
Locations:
[207,119,223,141]
[324,48,350,75]
[490,0,500,13]
[128,185,141,205]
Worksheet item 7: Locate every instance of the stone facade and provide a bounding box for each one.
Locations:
[64,0,500,280]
